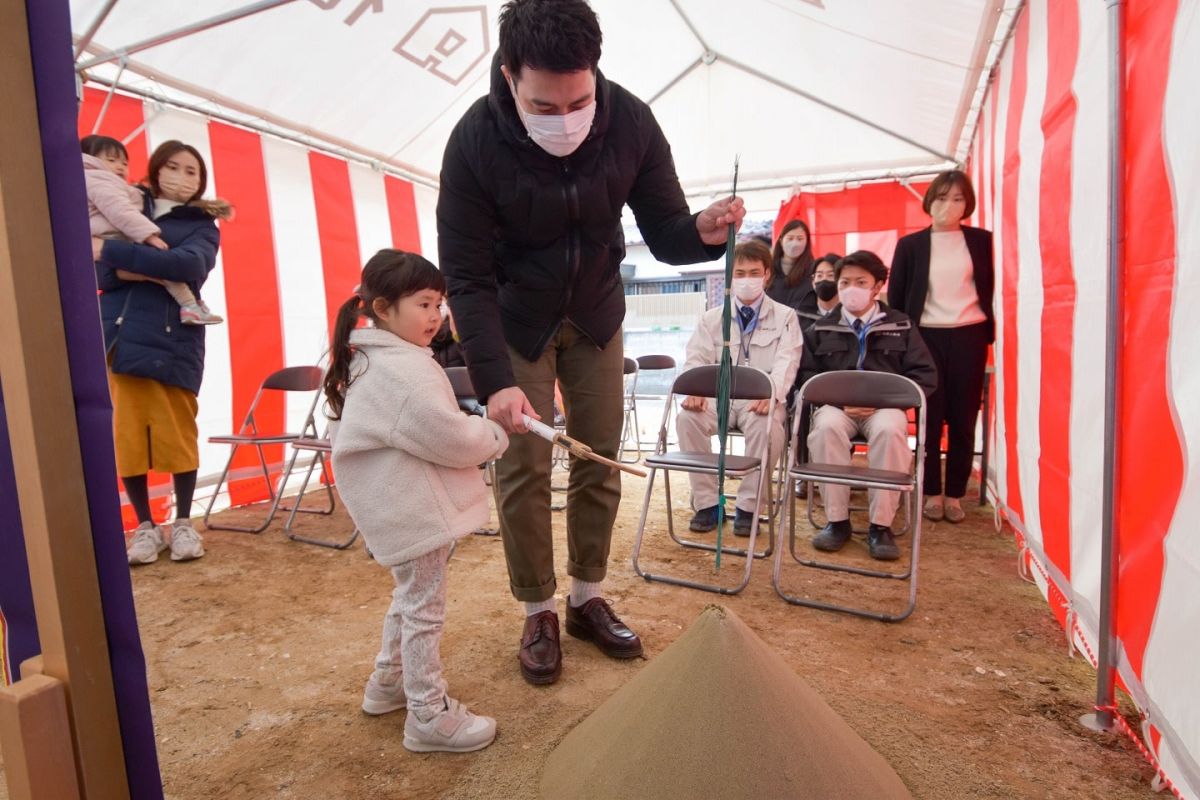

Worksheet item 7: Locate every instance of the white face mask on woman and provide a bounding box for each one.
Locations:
[781,240,806,259]
[509,80,596,158]
[158,171,200,202]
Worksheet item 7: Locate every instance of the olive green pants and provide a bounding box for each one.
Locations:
[496,324,624,602]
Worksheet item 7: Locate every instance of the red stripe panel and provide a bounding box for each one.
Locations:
[310,153,363,335]
[384,175,422,255]
[1036,0,1080,583]
[208,122,288,508]
[1000,10,1029,523]
[77,87,150,185]
[1116,0,1183,679]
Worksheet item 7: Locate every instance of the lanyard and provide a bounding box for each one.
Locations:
[736,306,758,363]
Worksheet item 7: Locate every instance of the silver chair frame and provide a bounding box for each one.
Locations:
[773,370,926,622]
[203,366,333,534]
[283,435,358,550]
[632,364,778,595]
[617,357,641,463]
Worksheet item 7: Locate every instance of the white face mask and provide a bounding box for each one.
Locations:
[509,80,596,158]
[839,285,875,315]
[732,277,764,304]
[781,240,805,259]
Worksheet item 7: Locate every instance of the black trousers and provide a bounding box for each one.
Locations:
[919,322,990,498]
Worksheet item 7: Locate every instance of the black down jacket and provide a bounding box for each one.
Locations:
[438,54,723,401]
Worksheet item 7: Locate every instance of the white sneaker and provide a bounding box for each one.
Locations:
[127,521,167,565]
[361,674,406,715]
[403,697,496,753]
[168,520,205,561]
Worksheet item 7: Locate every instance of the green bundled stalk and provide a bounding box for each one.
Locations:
[714,158,739,570]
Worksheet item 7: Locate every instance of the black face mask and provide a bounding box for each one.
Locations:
[815,280,838,302]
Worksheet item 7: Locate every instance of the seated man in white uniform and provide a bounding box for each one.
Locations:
[677,240,803,536]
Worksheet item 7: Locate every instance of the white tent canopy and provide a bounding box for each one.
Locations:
[71,0,1013,199]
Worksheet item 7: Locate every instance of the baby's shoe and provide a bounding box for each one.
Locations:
[180,302,224,325]
[403,696,496,753]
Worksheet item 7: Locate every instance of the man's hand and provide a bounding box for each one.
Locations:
[696,195,747,246]
[747,399,771,416]
[681,395,707,412]
[844,406,875,420]
[487,386,540,434]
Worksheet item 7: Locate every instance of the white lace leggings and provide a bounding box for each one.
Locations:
[372,544,451,714]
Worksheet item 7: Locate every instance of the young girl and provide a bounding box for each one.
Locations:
[81,135,223,325]
[326,249,508,753]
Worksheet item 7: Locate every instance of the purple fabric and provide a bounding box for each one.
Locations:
[16,1,163,795]
[0,384,39,683]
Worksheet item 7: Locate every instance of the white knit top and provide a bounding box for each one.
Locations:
[922,230,987,327]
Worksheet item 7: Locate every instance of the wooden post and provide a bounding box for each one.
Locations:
[0,1,130,797]
[0,675,84,800]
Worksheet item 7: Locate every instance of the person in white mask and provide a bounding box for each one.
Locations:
[677,240,802,536]
[794,251,937,560]
[437,0,746,687]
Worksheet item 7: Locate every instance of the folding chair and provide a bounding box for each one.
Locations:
[634,354,677,450]
[617,357,641,463]
[283,434,359,550]
[203,366,331,534]
[773,370,926,622]
[443,366,500,535]
[631,364,777,595]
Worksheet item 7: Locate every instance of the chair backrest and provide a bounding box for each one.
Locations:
[796,370,925,410]
[262,365,324,392]
[636,354,676,371]
[671,364,773,401]
[443,366,475,400]
[623,357,638,375]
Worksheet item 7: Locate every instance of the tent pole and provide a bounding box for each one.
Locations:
[72,0,119,59]
[1080,0,1124,735]
[76,0,297,71]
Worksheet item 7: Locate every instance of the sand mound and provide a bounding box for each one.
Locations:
[540,605,912,800]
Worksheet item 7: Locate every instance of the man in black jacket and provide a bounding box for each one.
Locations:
[795,251,937,561]
[438,0,744,686]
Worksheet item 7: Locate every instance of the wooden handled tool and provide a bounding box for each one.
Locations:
[523,416,648,478]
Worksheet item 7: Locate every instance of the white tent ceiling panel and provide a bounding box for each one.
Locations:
[70,0,1005,189]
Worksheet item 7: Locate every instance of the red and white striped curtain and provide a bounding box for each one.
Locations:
[976,1,1199,796]
[79,87,437,529]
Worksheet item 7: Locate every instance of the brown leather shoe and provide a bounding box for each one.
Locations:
[519,610,562,685]
[565,598,643,659]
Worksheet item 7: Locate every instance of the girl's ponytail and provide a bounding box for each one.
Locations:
[323,292,365,420]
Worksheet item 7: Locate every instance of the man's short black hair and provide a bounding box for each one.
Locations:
[835,250,888,283]
[498,0,602,77]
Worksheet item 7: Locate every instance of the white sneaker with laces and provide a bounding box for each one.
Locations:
[403,697,496,753]
[127,521,167,565]
[169,520,205,561]
[361,674,406,716]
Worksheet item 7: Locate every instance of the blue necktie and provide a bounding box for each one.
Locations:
[853,318,867,369]
[738,306,754,328]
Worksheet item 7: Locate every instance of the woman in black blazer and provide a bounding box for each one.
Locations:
[767,219,817,311]
[888,170,994,523]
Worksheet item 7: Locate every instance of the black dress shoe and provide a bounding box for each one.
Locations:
[519,610,562,685]
[811,519,853,552]
[732,508,755,537]
[565,598,643,658]
[689,505,720,532]
[868,524,901,561]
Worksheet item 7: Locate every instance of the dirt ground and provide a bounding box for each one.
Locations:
[2,471,1156,799]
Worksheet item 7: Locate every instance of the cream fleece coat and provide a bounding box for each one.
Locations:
[329,328,509,566]
[82,153,161,243]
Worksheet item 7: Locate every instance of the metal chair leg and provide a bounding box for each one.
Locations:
[284,452,357,550]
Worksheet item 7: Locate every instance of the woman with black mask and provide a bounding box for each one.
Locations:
[797,252,841,323]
